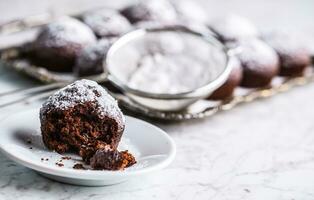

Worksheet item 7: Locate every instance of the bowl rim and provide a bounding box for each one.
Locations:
[105,24,233,100]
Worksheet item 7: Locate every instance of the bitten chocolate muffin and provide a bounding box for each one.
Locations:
[82,8,132,38]
[262,31,311,77]
[40,79,125,163]
[30,17,96,72]
[90,146,136,170]
[235,39,280,88]
[74,39,112,77]
[209,15,259,44]
[209,57,243,100]
[120,0,177,24]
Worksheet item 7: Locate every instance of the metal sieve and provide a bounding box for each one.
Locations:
[0,23,234,112]
[104,25,234,111]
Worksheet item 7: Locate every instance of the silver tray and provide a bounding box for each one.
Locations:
[0,13,314,121]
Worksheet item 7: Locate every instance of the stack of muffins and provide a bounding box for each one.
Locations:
[208,15,311,99]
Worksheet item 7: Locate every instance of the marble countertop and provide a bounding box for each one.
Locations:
[1,56,314,200]
[1,0,314,199]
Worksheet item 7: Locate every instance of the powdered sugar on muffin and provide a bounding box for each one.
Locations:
[82,8,132,38]
[120,0,178,24]
[209,15,259,43]
[41,79,124,125]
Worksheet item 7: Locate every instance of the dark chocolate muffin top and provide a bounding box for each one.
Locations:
[120,0,177,24]
[262,31,311,70]
[236,39,279,73]
[233,39,279,87]
[30,17,97,71]
[35,17,97,50]
[40,79,125,131]
[74,39,112,77]
[82,8,132,38]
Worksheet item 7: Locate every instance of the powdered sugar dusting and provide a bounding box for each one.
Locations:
[122,0,178,24]
[74,39,112,76]
[143,0,177,22]
[80,40,110,63]
[82,8,132,37]
[108,31,226,94]
[171,1,208,24]
[236,39,279,72]
[210,15,259,42]
[262,31,311,58]
[41,79,124,125]
[37,17,96,48]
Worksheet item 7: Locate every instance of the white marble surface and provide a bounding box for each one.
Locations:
[1,67,314,200]
[1,0,314,199]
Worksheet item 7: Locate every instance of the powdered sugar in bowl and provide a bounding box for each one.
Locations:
[105,25,233,111]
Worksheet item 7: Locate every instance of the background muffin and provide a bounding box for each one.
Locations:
[262,31,311,76]
[209,15,259,44]
[120,0,177,24]
[31,17,96,72]
[235,39,279,88]
[82,8,132,38]
[209,57,243,100]
[74,39,112,77]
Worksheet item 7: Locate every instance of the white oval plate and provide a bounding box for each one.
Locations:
[0,108,176,186]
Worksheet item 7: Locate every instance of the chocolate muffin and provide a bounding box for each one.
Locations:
[235,39,280,88]
[40,79,125,162]
[82,8,132,38]
[30,17,96,72]
[74,39,112,77]
[262,31,311,76]
[209,57,243,100]
[171,1,208,24]
[209,15,259,44]
[120,0,177,24]
[90,146,136,170]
